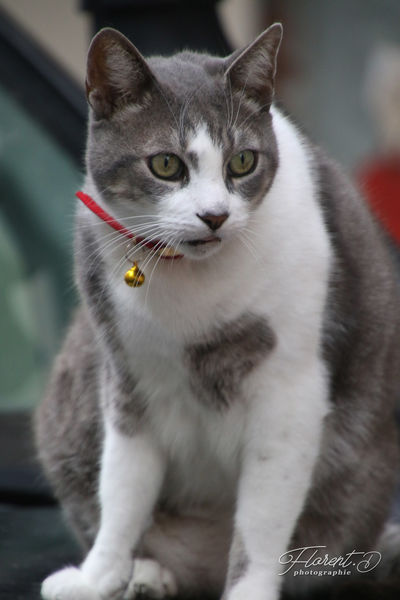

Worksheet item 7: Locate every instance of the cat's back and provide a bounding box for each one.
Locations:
[311,147,400,407]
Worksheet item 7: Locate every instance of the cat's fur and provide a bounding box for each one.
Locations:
[35,24,400,600]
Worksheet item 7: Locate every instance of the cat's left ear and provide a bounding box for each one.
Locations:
[86,28,155,119]
[224,23,283,109]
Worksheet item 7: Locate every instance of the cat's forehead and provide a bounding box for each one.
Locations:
[144,53,263,148]
[148,52,225,95]
[148,53,230,136]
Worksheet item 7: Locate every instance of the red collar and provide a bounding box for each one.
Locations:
[76,191,183,259]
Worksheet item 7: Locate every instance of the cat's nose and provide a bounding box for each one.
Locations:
[196,212,229,231]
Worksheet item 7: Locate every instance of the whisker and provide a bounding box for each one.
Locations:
[75,223,165,270]
[128,227,172,260]
[239,232,259,262]
[178,78,209,142]
[109,249,132,286]
[231,74,251,131]
[144,232,180,306]
[152,80,180,131]
[88,241,125,282]
[75,215,163,229]
[77,232,123,270]
[224,78,234,130]
[81,222,167,278]
[116,215,177,224]
[238,101,272,135]
[138,236,169,273]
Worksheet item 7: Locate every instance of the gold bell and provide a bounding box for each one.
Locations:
[124,262,145,287]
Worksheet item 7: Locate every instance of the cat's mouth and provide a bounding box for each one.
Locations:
[133,235,221,260]
[184,236,221,247]
[178,235,223,259]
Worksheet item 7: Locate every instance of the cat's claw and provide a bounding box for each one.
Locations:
[124,559,178,599]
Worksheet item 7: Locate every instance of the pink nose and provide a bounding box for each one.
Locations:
[196,212,229,231]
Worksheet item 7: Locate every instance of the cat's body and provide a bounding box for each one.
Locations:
[36,25,400,600]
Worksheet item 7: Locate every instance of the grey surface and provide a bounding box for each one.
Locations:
[0,503,81,599]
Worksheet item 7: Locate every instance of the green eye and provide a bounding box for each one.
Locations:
[149,153,184,180]
[228,150,256,177]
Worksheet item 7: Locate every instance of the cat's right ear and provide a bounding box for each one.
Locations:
[86,28,154,119]
[224,23,283,110]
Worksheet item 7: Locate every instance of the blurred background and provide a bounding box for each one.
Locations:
[0,1,399,598]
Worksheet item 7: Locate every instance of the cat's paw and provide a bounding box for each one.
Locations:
[41,560,133,600]
[81,550,134,599]
[41,566,100,600]
[224,572,278,600]
[124,559,178,599]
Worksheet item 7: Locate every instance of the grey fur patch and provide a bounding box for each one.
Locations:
[34,308,101,549]
[76,228,148,433]
[103,361,147,437]
[185,314,275,410]
[142,509,232,597]
[313,148,400,413]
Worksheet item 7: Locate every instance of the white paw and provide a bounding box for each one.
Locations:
[225,573,278,600]
[82,548,134,599]
[41,567,100,600]
[124,559,178,599]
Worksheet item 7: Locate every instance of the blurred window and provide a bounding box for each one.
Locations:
[0,83,80,411]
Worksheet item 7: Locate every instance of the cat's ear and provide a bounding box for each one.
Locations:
[224,23,282,109]
[86,28,155,119]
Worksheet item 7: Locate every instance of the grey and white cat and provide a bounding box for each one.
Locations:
[36,24,400,600]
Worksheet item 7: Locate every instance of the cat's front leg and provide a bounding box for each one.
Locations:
[82,421,166,595]
[42,421,165,600]
[223,358,329,600]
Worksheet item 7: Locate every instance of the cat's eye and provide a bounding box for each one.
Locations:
[149,153,184,180]
[228,150,256,177]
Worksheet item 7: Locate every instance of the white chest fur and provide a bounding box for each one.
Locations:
[98,107,332,508]
[111,307,245,507]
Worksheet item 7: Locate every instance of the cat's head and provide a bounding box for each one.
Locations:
[85,24,282,260]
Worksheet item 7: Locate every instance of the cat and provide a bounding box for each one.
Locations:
[35,23,400,600]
